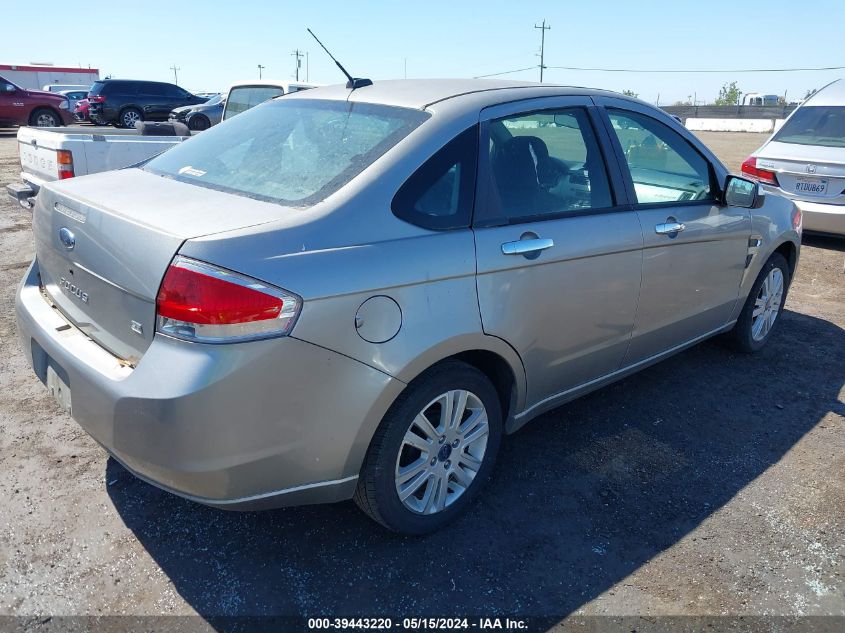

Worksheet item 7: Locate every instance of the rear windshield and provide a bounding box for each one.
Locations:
[223,86,285,120]
[773,106,845,147]
[144,98,430,206]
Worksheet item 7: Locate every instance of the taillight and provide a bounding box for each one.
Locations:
[88,95,105,103]
[792,206,803,231]
[740,156,779,187]
[56,149,74,180]
[155,256,301,343]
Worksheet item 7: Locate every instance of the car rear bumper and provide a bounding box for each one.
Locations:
[793,199,845,236]
[16,259,405,509]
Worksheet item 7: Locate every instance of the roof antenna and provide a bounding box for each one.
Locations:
[307,28,373,90]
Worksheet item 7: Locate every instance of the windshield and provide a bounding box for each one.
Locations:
[144,98,429,206]
[203,93,223,106]
[773,106,845,147]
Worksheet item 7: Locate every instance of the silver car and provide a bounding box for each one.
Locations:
[16,80,801,534]
[742,79,845,236]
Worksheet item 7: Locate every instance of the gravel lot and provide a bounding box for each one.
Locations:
[0,128,842,622]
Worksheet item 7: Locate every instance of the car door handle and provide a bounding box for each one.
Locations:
[501,238,555,256]
[654,221,686,235]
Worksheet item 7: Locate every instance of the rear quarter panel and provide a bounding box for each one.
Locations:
[729,191,801,321]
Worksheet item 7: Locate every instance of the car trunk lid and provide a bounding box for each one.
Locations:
[757,140,845,205]
[33,168,293,363]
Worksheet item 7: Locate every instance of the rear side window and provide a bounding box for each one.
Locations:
[607,109,715,205]
[144,99,429,206]
[773,106,845,147]
[224,86,285,120]
[88,81,106,95]
[392,126,478,230]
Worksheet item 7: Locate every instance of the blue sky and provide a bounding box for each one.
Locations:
[5,0,843,103]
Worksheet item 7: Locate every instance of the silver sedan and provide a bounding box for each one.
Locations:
[16,79,801,534]
[742,79,845,236]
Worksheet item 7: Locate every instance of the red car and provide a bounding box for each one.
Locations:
[0,75,75,127]
[73,98,90,122]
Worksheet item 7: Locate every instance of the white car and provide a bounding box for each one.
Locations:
[741,79,845,236]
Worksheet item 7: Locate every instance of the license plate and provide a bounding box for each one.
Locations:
[46,365,72,414]
[794,176,828,196]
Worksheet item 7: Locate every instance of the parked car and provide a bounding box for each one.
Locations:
[16,79,801,535]
[742,79,845,236]
[0,75,74,127]
[43,83,90,93]
[87,79,207,128]
[222,80,317,121]
[57,89,88,113]
[169,93,225,131]
[6,124,189,207]
[73,98,89,122]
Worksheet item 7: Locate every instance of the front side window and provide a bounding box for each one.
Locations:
[487,108,613,221]
[145,99,429,206]
[773,106,845,147]
[607,109,714,204]
[224,86,285,120]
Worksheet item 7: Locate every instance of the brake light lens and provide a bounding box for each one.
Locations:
[156,257,301,343]
[88,95,105,103]
[740,156,779,186]
[792,206,803,231]
[56,149,74,180]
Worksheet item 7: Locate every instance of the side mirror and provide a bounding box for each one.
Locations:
[2,83,16,94]
[724,175,764,209]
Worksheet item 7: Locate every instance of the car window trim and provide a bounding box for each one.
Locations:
[473,98,630,228]
[592,98,726,209]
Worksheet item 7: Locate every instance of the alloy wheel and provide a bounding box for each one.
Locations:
[35,112,57,126]
[394,390,489,515]
[751,267,784,342]
[123,110,141,128]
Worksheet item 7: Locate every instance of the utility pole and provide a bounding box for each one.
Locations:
[292,49,304,81]
[306,53,309,81]
[404,58,407,79]
[258,64,265,79]
[170,64,180,85]
[535,20,550,82]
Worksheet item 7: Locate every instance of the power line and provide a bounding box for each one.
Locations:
[474,66,537,79]
[545,64,845,73]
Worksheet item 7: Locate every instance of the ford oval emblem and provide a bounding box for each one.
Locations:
[58,227,75,250]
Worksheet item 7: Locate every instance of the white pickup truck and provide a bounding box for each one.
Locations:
[6,125,188,208]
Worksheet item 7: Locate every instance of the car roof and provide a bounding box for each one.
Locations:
[805,79,845,106]
[288,78,634,111]
[228,79,320,90]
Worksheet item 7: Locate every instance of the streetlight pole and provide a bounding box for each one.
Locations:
[258,64,265,79]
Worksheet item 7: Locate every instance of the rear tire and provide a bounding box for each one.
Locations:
[727,252,790,353]
[354,360,503,535]
[118,107,143,129]
[29,108,60,127]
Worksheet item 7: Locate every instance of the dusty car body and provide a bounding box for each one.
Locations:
[16,79,801,534]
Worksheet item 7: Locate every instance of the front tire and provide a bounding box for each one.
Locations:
[30,108,60,127]
[728,252,790,353]
[354,361,503,535]
[188,114,210,131]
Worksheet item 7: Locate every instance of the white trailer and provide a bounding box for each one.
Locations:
[0,64,99,92]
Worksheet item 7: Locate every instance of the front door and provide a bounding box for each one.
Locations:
[473,98,643,414]
[597,102,751,363]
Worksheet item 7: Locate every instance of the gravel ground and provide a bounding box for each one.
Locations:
[0,128,842,623]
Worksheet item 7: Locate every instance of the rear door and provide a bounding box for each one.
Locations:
[473,97,643,412]
[595,97,751,363]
